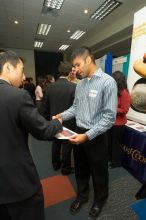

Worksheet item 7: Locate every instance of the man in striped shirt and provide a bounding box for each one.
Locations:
[53,47,117,219]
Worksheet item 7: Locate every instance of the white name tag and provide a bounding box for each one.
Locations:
[89,90,98,97]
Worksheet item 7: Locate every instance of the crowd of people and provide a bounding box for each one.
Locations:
[0,47,132,220]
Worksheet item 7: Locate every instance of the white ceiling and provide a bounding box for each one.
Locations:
[0,0,146,57]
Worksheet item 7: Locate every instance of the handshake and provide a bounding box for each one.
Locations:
[52,114,63,124]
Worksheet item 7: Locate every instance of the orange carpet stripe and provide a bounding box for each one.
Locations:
[41,175,76,208]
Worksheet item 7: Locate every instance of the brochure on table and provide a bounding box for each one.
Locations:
[126,120,146,132]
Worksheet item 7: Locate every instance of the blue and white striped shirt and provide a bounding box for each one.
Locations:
[61,68,117,140]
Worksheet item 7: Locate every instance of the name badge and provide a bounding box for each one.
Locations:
[89,90,98,97]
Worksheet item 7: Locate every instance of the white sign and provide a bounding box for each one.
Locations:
[95,55,106,70]
[127,6,146,124]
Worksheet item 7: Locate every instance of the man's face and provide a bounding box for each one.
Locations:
[9,60,25,87]
[69,66,77,79]
[72,56,89,78]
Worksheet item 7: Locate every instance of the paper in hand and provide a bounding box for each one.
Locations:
[55,127,77,139]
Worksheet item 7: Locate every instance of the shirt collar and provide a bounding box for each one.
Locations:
[59,76,68,79]
[0,78,11,85]
[87,68,103,81]
[93,68,103,78]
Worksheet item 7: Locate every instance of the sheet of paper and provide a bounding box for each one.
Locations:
[126,120,146,132]
[55,127,77,139]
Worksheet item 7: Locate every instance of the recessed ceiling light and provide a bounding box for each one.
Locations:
[67,29,71,33]
[90,0,121,21]
[84,9,88,14]
[14,20,19,24]
[70,30,86,40]
[59,45,70,50]
[37,24,51,35]
[34,41,44,48]
[44,0,65,10]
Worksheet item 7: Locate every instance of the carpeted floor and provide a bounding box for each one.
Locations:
[31,136,141,220]
[83,175,140,220]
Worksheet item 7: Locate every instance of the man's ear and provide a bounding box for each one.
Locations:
[3,62,11,73]
[86,56,92,65]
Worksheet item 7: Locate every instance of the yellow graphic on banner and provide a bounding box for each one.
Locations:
[132,22,146,39]
[123,145,146,164]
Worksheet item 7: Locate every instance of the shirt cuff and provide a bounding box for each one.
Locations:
[61,112,67,121]
[85,129,97,140]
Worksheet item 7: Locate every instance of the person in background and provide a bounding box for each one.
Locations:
[23,77,36,103]
[28,77,36,99]
[68,66,80,84]
[46,74,55,83]
[40,61,76,175]
[29,76,36,85]
[53,47,117,219]
[23,77,29,88]
[0,50,62,220]
[108,71,131,169]
[43,74,55,94]
[35,77,45,107]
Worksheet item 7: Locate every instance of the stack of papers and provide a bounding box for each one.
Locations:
[126,120,146,132]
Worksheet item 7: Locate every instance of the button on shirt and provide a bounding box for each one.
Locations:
[61,68,117,140]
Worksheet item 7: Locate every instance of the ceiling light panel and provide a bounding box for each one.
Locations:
[59,45,70,50]
[90,0,122,21]
[84,9,88,14]
[14,20,19,24]
[44,0,65,10]
[70,30,86,40]
[37,24,51,35]
[34,41,44,48]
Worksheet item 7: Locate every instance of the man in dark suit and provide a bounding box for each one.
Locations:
[0,50,62,220]
[40,61,76,175]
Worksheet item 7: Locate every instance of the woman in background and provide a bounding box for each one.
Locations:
[108,71,131,168]
[46,74,55,83]
[35,77,45,107]
[43,74,55,94]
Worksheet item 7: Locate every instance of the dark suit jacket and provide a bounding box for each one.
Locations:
[40,78,76,130]
[0,79,62,204]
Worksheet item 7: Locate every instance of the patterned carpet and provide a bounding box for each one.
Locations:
[83,175,140,220]
[31,137,141,220]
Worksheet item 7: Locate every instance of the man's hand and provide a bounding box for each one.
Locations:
[52,114,63,123]
[69,134,88,145]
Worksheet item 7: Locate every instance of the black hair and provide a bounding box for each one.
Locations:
[0,49,5,53]
[46,74,55,83]
[112,71,128,96]
[71,46,95,64]
[58,61,72,77]
[37,77,45,87]
[0,49,21,73]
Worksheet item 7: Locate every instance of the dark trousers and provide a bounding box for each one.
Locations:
[73,127,109,207]
[52,138,72,169]
[0,189,44,220]
[108,125,125,166]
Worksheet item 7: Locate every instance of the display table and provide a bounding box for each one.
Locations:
[122,126,146,184]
